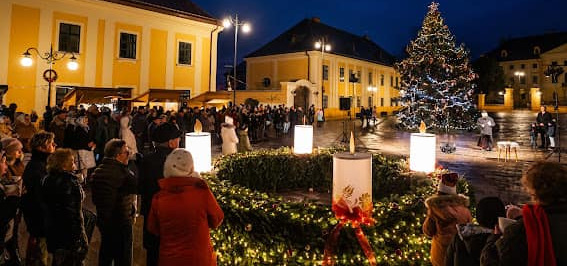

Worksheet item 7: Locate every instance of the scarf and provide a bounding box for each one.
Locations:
[522,204,556,266]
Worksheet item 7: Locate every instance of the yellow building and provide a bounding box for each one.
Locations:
[488,32,567,108]
[0,0,221,113]
[243,18,401,119]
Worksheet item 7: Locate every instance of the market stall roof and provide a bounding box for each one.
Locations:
[129,89,191,102]
[63,87,132,105]
[190,91,232,104]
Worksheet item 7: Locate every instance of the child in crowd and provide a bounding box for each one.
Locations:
[548,118,556,150]
[529,123,537,149]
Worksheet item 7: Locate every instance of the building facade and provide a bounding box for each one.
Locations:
[244,18,401,119]
[0,0,221,112]
[487,32,567,108]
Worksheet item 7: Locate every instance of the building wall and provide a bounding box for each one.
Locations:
[499,43,567,104]
[0,0,220,112]
[245,51,401,119]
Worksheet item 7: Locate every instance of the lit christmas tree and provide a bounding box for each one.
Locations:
[396,2,478,131]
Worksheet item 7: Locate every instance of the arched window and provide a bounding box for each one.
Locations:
[501,50,508,58]
[533,46,541,55]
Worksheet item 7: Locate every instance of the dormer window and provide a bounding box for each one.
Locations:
[501,50,508,58]
[533,46,541,55]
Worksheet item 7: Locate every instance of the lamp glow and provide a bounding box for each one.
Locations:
[409,133,436,173]
[20,56,33,67]
[241,23,251,33]
[67,60,78,71]
[325,44,331,52]
[315,41,322,49]
[222,18,231,28]
[293,125,313,154]
[185,132,212,173]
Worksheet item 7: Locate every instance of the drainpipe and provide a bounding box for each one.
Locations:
[305,50,311,83]
[209,25,221,92]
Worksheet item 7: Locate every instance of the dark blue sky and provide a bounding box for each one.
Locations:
[194,0,567,73]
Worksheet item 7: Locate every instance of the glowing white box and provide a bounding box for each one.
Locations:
[294,125,313,154]
[410,133,436,173]
[185,132,212,173]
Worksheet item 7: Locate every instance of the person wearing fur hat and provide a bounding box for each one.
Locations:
[423,173,472,266]
[138,122,181,266]
[445,197,505,266]
[147,149,223,266]
[220,117,238,155]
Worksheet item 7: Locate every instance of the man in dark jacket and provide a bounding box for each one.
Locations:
[21,131,56,266]
[137,123,181,266]
[536,105,552,148]
[91,139,137,266]
[131,107,147,153]
[49,110,67,148]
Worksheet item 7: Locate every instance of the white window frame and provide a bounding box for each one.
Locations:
[117,30,139,61]
[55,20,84,54]
[176,40,193,66]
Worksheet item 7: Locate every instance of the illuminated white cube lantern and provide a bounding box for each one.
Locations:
[294,125,313,154]
[185,132,212,173]
[410,133,436,173]
[332,152,373,221]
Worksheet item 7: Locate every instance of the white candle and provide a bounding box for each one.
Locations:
[410,133,436,173]
[294,125,313,154]
[332,152,373,217]
[185,132,212,173]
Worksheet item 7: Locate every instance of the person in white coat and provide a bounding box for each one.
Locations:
[119,111,138,160]
[220,117,238,155]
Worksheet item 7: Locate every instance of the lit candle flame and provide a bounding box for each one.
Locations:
[194,119,202,134]
[419,120,426,134]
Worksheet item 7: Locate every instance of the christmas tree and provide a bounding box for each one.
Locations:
[396,2,478,131]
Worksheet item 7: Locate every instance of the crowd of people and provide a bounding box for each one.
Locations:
[424,162,567,266]
[0,101,565,266]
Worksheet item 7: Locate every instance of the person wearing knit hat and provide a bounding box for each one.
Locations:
[137,122,181,266]
[147,148,224,265]
[423,173,472,266]
[446,197,505,265]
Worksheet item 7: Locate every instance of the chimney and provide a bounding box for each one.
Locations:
[312,17,321,23]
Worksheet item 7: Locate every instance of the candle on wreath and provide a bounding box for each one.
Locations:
[294,124,313,154]
[324,132,376,265]
[184,120,212,172]
[409,121,436,173]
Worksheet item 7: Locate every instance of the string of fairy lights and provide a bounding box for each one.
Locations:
[396,2,478,131]
[201,148,474,265]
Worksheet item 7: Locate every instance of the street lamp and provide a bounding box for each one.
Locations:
[20,44,78,107]
[514,71,525,85]
[223,14,251,106]
[367,85,377,105]
[314,39,331,120]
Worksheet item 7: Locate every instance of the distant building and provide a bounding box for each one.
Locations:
[243,17,401,118]
[485,32,567,107]
[0,0,221,112]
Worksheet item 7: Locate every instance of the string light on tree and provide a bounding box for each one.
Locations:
[396,2,478,131]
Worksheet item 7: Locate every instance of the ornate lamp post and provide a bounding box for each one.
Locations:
[223,14,251,106]
[21,44,78,107]
[315,39,331,120]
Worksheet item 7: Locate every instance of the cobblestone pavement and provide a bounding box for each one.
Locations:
[17,110,567,266]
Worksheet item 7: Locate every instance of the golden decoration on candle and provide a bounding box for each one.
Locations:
[349,131,355,154]
[419,120,426,134]
[194,119,202,134]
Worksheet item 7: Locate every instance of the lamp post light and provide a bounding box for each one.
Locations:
[367,85,377,106]
[21,44,78,107]
[314,39,331,120]
[223,14,251,106]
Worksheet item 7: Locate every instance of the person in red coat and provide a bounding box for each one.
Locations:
[147,148,224,266]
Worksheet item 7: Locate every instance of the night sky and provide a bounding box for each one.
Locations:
[194,0,567,76]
